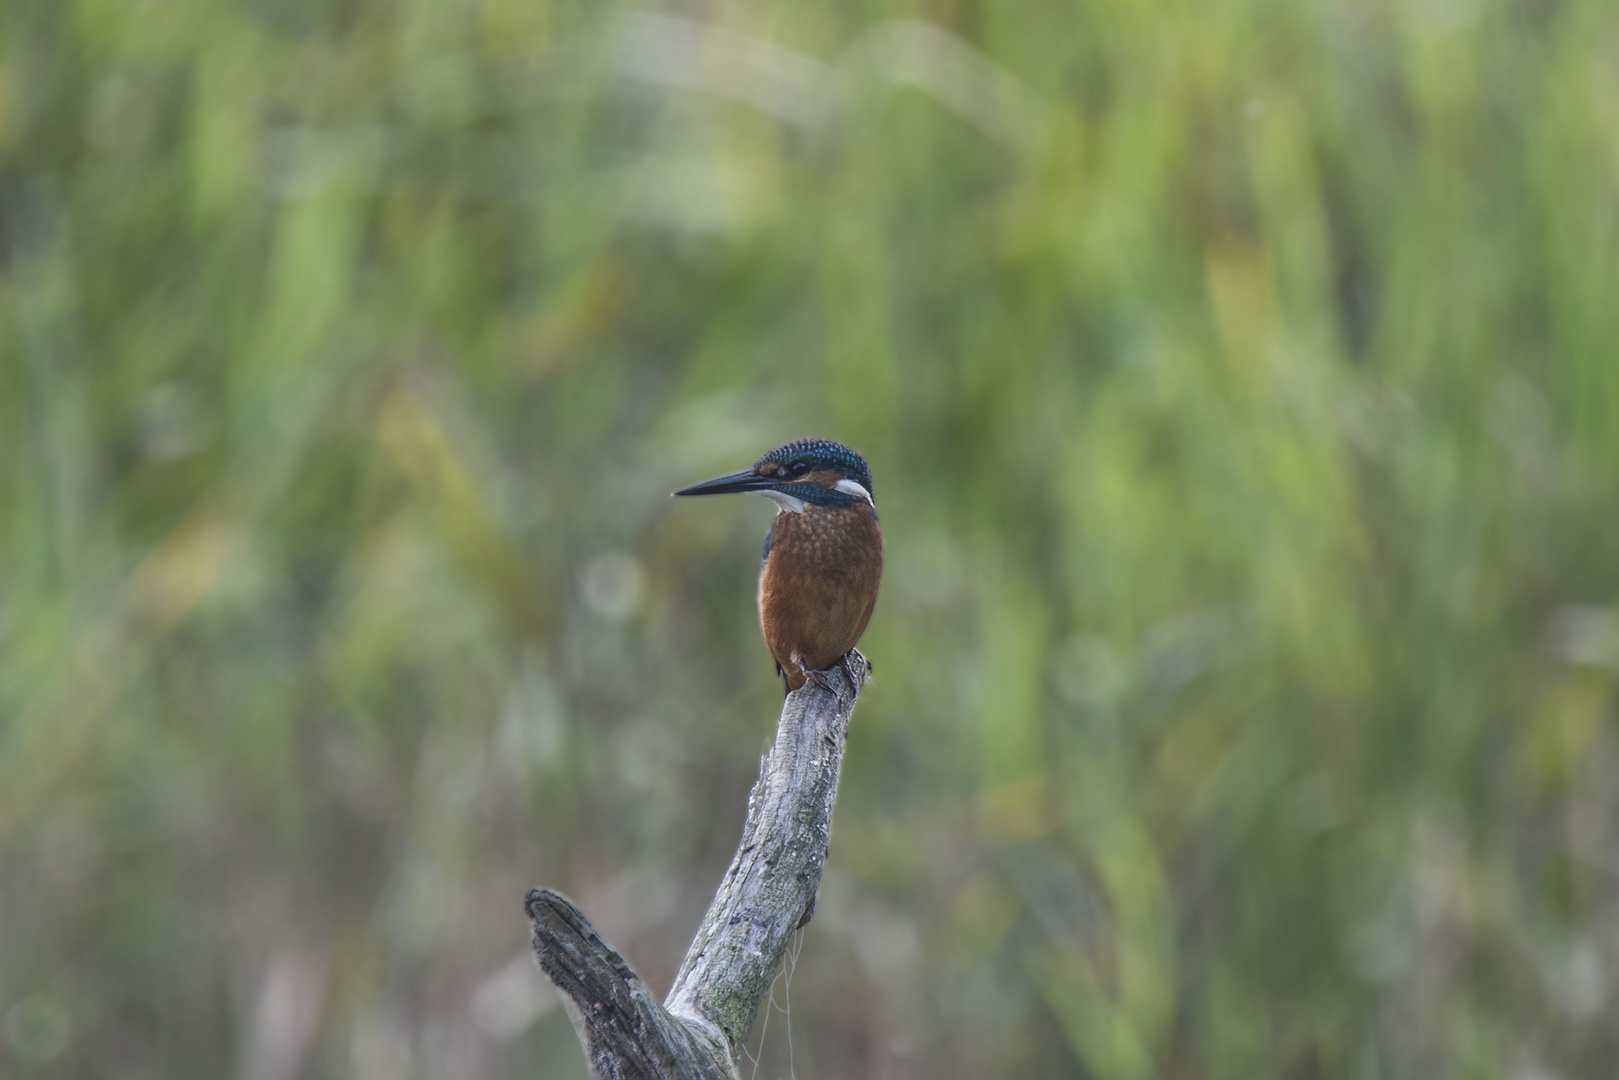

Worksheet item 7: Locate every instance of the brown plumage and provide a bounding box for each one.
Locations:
[759,498,883,691]
[673,439,882,695]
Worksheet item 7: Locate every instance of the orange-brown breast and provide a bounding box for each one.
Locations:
[758,502,883,690]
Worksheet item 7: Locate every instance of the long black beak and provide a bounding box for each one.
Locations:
[672,469,776,497]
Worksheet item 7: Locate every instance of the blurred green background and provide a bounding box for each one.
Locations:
[4,0,1619,1077]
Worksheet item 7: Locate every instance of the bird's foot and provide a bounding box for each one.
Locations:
[801,651,866,702]
[803,667,837,696]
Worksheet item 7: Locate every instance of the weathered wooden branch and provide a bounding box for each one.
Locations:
[527,651,868,1079]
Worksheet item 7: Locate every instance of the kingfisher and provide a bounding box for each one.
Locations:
[674,438,882,696]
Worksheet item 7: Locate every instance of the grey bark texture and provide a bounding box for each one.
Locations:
[527,650,868,1079]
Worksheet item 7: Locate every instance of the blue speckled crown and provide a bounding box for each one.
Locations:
[757,439,873,498]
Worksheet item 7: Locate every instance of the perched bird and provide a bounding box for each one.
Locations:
[675,438,882,695]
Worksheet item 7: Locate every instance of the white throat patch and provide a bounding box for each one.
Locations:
[834,478,875,507]
[757,489,806,514]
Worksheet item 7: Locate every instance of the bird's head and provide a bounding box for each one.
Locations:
[673,438,874,514]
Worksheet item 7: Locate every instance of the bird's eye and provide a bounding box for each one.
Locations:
[790,461,809,476]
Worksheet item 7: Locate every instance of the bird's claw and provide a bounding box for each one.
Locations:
[802,651,866,702]
[803,667,837,696]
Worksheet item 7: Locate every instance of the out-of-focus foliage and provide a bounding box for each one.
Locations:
[3,0,1619,1076]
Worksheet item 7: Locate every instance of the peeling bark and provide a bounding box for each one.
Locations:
[528,652,868,1078]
